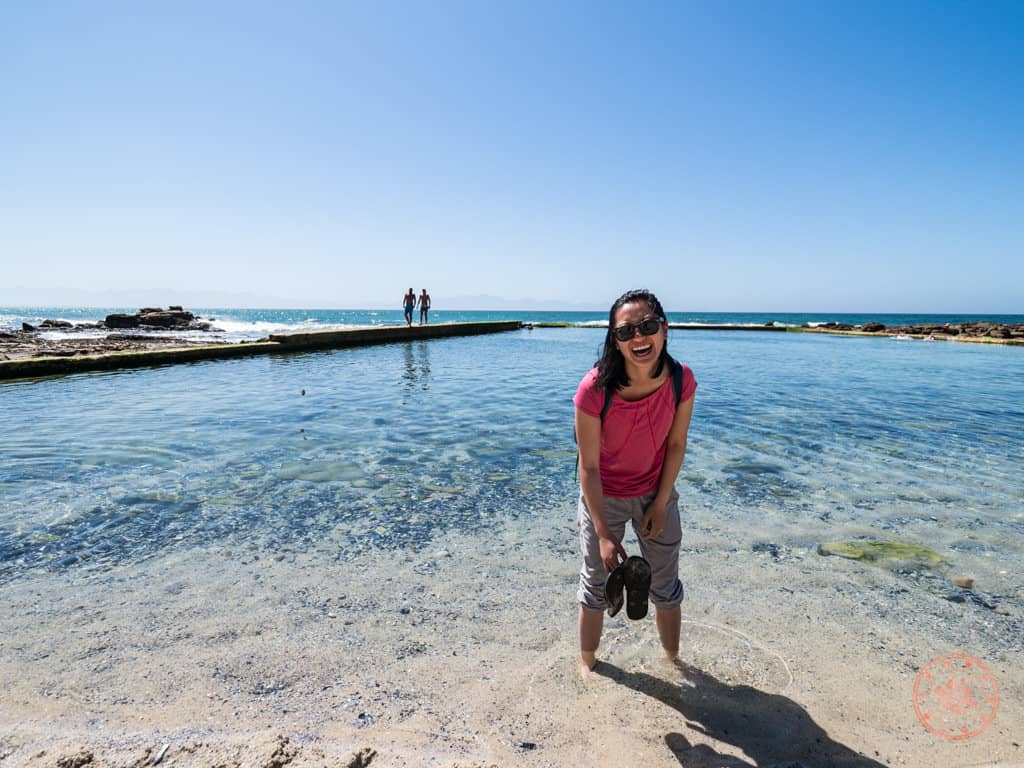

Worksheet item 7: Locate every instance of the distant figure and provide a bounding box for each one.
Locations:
[403,288,416,327]
[417,289,431,324]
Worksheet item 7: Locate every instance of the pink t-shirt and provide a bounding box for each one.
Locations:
[573,362,697,498]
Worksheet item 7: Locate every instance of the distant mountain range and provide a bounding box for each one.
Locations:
[432,294,601,311]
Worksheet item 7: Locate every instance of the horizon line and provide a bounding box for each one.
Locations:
[2,304,1022,316]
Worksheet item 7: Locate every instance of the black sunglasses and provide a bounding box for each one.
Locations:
[611,316,664,342]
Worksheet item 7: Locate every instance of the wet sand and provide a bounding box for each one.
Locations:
[1,502,1021,768]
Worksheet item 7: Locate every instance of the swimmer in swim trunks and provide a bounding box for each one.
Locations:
[403,288,415,327]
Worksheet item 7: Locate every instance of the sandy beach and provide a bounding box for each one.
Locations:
[1,500,1021,768]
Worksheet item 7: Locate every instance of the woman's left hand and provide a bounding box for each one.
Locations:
[641,499,668,541]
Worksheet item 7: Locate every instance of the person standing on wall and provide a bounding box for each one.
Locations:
[403,288,416,327]
[417,289,431,324]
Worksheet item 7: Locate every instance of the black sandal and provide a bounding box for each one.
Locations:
[623,556,652,620]
[605,565,625,617]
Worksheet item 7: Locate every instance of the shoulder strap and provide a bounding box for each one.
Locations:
[671,356,683,406]
[600,387,614,421]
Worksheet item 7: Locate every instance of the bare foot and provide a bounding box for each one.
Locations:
[662,655,697,687]
[579,651,597,679]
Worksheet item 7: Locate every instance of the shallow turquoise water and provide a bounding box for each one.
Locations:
[1,328,1022,587]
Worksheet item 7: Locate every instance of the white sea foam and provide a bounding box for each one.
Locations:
[672,321,765,327]
[37,329,108,341]
[208,319,307,336]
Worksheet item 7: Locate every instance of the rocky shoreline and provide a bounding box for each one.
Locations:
[19,305,217,333]
[809,320,1024,342]
[1,307,229,363]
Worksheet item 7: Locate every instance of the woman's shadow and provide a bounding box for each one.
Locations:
[593,662,887,767]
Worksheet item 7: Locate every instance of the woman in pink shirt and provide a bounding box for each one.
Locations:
[573,289,697,674]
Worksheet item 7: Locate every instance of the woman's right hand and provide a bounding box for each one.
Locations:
[599,534,627,573]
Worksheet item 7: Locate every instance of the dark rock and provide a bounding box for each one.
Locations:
[752,542,781,559]
[105,333,173,342]
[22,322,37,332]
[966,591,998,610]
[40,319,74,328]
[104,313,140,329]
[137,310,195,328]
[104,307,198,330]
[55,750,94,768]
[169,305,184,311]
[862,322,886,332]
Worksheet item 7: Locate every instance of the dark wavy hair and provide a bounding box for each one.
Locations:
[595,288,670,391]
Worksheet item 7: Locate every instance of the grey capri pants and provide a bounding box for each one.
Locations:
[577,487,684,611]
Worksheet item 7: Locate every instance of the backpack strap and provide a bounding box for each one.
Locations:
[671,356,683,407]
[599,386,615,422]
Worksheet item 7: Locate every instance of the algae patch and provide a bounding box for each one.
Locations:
[817,539,944,567]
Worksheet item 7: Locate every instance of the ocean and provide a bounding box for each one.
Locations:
[1,320,1021,605]
[2,306,1022,344]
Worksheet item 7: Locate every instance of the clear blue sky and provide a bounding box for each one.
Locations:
[2,1,1021,311]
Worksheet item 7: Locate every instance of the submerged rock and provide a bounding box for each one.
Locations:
[751,542,782,559]
[817,539,944,567]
